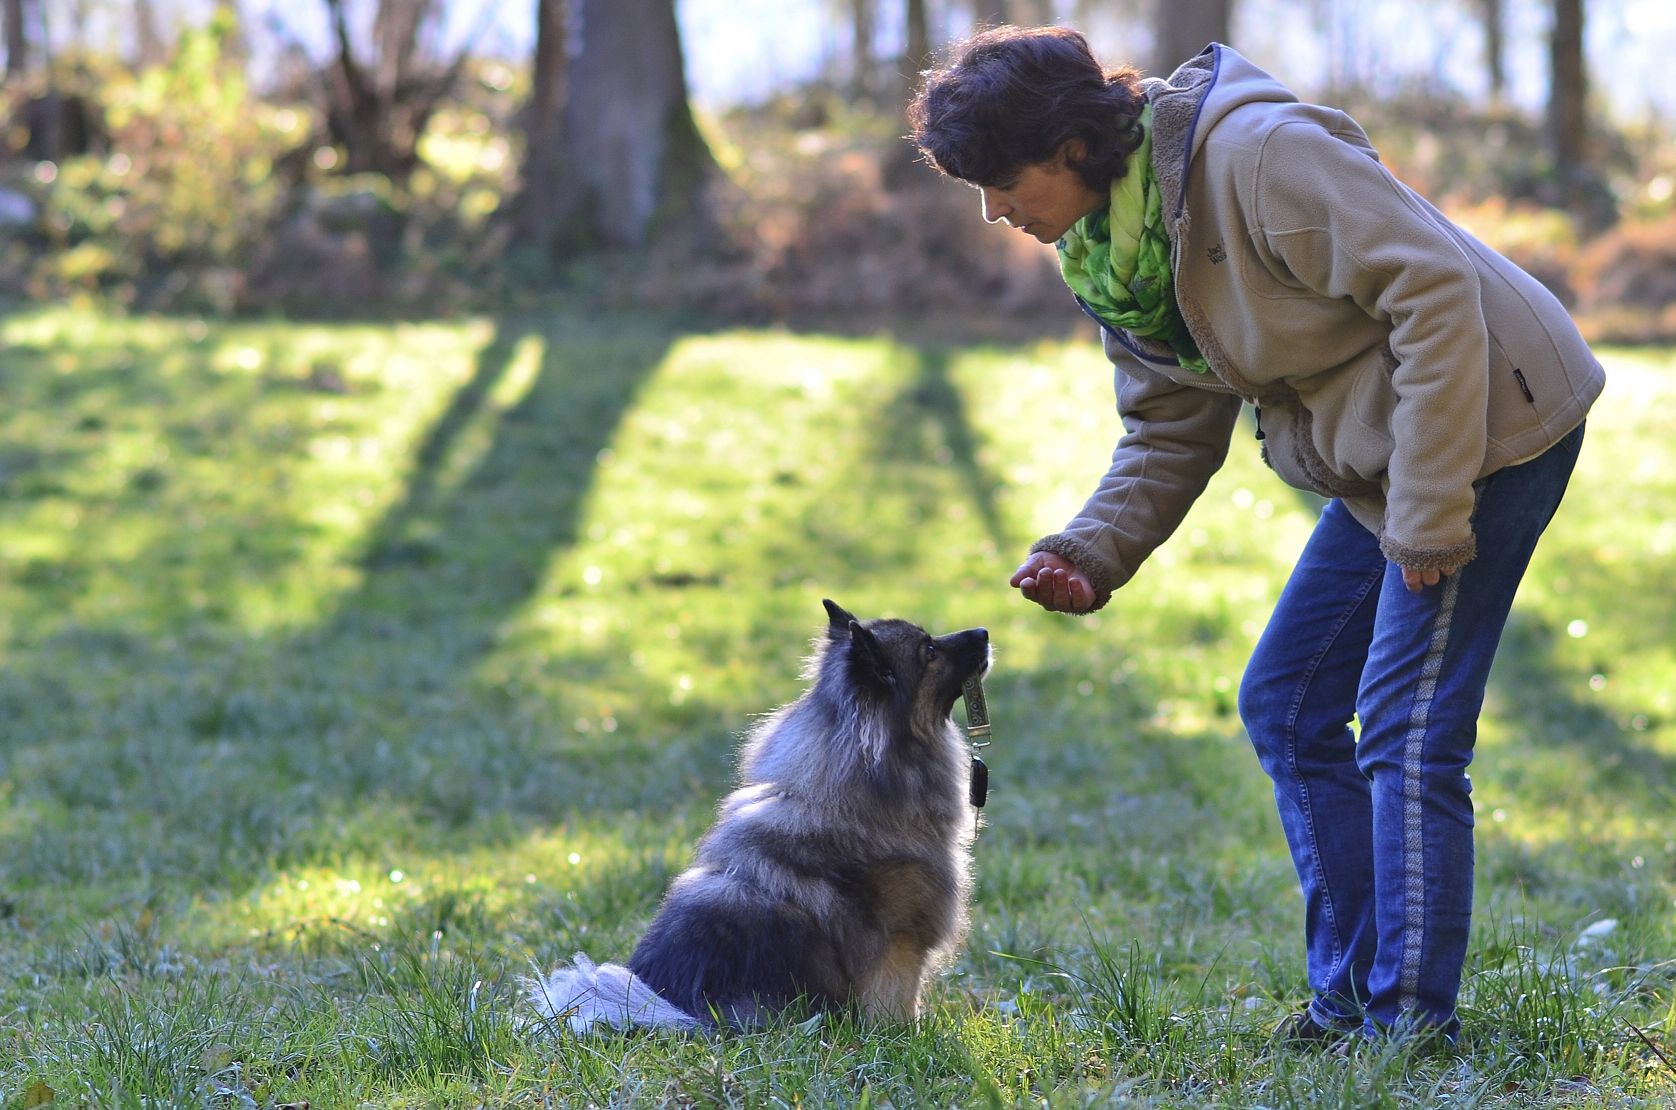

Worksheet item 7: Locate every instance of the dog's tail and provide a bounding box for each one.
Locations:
[527,953,703,1034]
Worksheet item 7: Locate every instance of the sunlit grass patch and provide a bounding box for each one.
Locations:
[0,310,503,639]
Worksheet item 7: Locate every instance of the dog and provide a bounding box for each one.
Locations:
[528,599,990,1033]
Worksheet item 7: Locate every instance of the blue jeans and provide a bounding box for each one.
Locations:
[1239,422,1585,1039]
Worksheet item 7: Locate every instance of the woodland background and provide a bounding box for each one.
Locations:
[0,0,1673,342]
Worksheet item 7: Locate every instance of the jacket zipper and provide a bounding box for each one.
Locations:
[1512,368,1535,403]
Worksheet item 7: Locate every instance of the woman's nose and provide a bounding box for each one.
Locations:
[980,187,1010,225]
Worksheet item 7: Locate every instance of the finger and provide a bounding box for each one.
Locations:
[1017,578,1055,611]
[1066,576,1089,611]
[1041,570,1068,611]
[1050,568,1072,609]
[1402,567,1422,593]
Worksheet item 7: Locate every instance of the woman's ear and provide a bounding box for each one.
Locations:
[1058,139,1088,167]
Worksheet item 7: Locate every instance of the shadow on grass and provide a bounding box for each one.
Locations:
[1489,609,1676,806]
[312,313,670,658]
[0,311,683,896]
[873,346,1010,556]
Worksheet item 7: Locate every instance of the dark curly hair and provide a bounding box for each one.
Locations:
[907,25,1146,191]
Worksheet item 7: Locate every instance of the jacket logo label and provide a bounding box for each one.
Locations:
[1207,243,1227,264]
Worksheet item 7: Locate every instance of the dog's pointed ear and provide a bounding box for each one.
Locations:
[846,619,895,688]
[823,598,858,632]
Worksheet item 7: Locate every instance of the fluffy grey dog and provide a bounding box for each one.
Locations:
[529,599,990,1033]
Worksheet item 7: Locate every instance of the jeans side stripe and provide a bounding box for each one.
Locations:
[1398,573,1462,1013]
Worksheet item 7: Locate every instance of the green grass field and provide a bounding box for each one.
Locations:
[0,305,1671,1107]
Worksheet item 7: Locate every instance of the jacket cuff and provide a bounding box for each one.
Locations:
[1378,533,1477,572]
[1029,534,1118,613]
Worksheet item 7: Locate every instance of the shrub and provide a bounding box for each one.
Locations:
[31,8,308,311]
[1573,212,1676,344]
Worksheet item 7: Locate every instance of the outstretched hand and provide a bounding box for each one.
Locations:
[1010,552,1095,613]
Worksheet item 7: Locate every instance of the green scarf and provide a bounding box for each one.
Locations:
[1057,105,1208,373]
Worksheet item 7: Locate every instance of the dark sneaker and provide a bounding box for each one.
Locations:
[1272,1010,1356,1048]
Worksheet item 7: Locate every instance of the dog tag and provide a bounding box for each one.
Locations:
[961,676,990,739]
[969,755,988,808]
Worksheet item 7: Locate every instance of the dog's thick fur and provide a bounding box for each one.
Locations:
[529,600,989,1033]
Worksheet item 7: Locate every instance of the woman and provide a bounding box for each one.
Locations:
[909,26,1602,1043]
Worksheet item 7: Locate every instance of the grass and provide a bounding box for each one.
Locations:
[0,303,1671,1107]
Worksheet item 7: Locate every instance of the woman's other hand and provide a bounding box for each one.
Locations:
[1400,564,1460,593]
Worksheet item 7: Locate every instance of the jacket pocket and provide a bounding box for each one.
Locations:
[1259,401,1384,500]
[1255,401,1316,493]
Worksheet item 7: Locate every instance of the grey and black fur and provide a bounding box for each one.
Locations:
[528,599,990,1033]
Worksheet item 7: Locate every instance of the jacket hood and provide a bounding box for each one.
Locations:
[1143,44,1299,219]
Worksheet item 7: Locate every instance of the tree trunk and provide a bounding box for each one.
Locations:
[1009,0,1056,27]
[904,0,930,80]
[4,0,30,80]
[374,0,438,96]
[1153,0,1230,77]
[1547,0,1586,177]
[218,0,251,62]
[512,0,568,248]
[551,0,717,250]
[850,0,874,101]
[1475,0,1505,104]
[320,0,466,184]
[134,0,166,67]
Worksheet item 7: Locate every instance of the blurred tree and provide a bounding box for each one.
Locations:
[905,0,930,81]
[1475,0,1505,104]
[319,0,478,184]
[1010,0,1055,25]
[850,0,875,100]
[509,0,567,248]
[543,0,716,250]
[966,0,1055,26]
[3,0,37,81]
[135,0,167,68]
[1548,0,1586,175]
[1153,0,1231,75]
[1546,0,1610,224]
[7,0,101,163]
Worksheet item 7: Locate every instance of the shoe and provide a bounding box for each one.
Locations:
[1362,1019,1460,1058]
[1272,1010,1356,1048]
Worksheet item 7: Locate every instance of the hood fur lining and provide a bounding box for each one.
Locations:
[1142,50,1218,234]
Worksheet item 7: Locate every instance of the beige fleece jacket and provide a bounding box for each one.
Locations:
[1034,45,1604,610]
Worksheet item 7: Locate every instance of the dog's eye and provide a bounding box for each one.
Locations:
[924,642,938,661]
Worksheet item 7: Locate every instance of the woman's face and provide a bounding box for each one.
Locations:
[975,147,1107,244]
